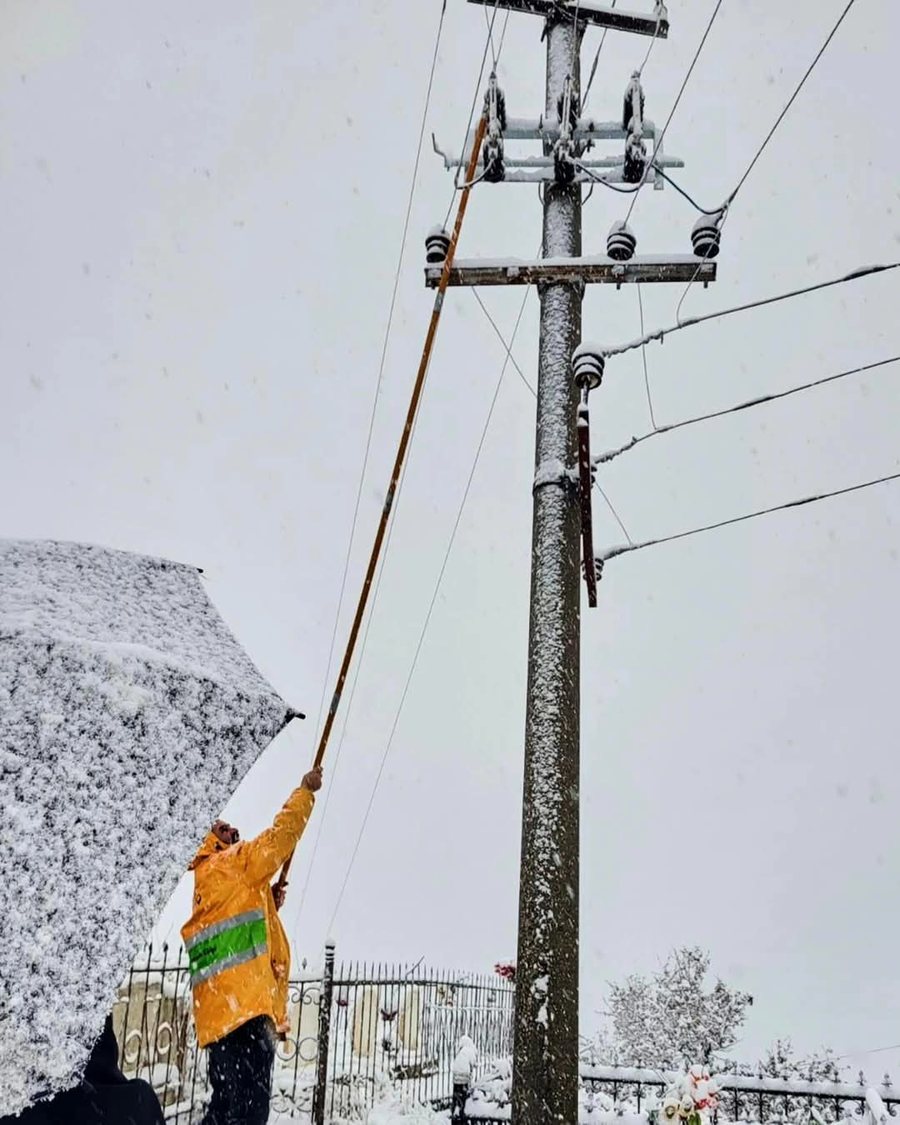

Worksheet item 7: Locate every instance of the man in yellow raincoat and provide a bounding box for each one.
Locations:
[182,766,322,1125]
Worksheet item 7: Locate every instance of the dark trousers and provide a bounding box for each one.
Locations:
[451,1081,469,1124]
[202,1016,275,1125]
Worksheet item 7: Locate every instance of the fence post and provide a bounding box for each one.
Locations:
[313,941,336,1125]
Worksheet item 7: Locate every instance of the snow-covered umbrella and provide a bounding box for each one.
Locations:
[0,539,302,1115]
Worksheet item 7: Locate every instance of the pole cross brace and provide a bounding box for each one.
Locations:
[425,256,717,289]
[465,0,669,38]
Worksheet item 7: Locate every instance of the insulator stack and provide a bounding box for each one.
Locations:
[425,226,451,265]
[691,212,723,259]
[483,73,507,182]
[554,77,581,185]
[572,345,605,391]
[607,220,637,261]
[622,72,645,132]
[622,71,647,184]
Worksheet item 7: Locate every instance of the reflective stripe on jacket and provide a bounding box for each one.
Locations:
[181,784,315,1048]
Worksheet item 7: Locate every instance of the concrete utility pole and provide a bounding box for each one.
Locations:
[426,4,718,1122]
[512,14,584,1125]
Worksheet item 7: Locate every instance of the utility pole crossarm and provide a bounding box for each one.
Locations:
[466,0,669,38]
[426,256,717,287]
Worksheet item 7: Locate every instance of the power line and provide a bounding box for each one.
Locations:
[650,164,723,215]
[598,470,900,566]
[289,467,405,929]
[280,109,491,907]
[569,0,583,75]
[728,0,858,207]
[593,481,634,544]
[311,0,449,746]
[601,262,900,360]
[574,161,642,194]
[328,288,534,930]
[595,356,900,464]
[581,0,616,113]
[471,266,636,538]
[445,0,503,224]
[636,283,657,429]
[484,3,512,72]
[675,0,859,321]
[635,4,666,77]
[624,0,726,223]
[472,289,537,396]
[832,1043,900,1064]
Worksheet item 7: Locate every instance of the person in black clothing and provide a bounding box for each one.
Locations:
[201,1014,275,1125]
[0,1016,164,1125]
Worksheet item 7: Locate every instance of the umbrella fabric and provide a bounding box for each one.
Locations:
[0,539,296,1115]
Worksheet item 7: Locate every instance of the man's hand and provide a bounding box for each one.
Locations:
[302,766,323,793]
[272,882,287,911]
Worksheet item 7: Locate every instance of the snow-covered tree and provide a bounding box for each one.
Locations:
[606,947,752,1067]
[757,1038,842,1082]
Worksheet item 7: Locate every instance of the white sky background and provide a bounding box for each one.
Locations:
[3,0,900,1073]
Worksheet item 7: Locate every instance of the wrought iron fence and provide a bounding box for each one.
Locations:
[114,942,514,1121]
[575,1065,900,1124]
[462,1062,900,1123]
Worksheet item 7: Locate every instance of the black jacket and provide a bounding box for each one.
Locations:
[2,1017,165,1125]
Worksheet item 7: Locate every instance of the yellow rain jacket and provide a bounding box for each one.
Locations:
[181,784,315,1048]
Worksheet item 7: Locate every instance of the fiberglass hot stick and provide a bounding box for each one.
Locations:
[273,115,488,900]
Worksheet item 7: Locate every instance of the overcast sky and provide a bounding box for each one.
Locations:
[3,0,900,1073]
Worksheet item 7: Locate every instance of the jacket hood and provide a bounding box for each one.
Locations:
[188,830,226,871]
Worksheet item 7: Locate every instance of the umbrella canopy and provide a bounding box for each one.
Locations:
[0,539,299,1115]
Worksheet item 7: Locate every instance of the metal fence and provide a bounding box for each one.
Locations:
[114,942,514,1122]
[576,1065,900,1124]
[461,1062,900,1123]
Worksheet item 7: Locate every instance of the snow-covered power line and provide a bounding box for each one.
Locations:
[594,356,900,465]
[598,262,900,360]
[596,470,900,571]
[328,288,534,932]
